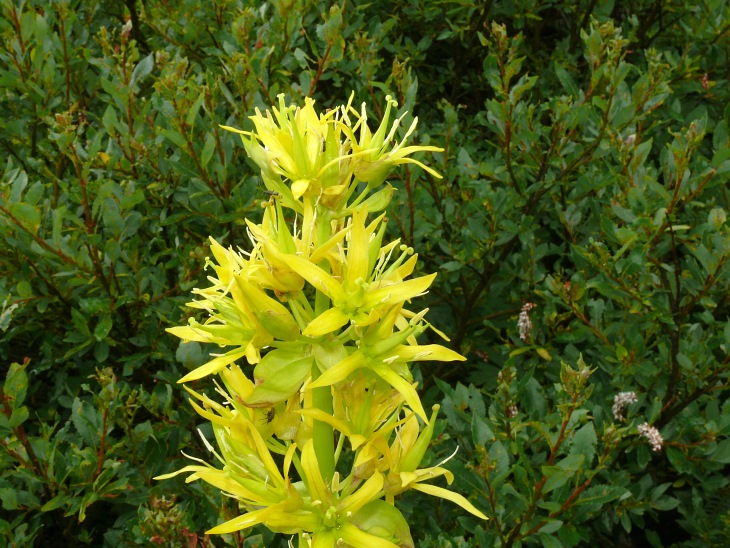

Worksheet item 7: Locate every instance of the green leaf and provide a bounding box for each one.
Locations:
[16,280,32,298]
[10,202,41,232]
[175,340,205,369]
[575,484,630,506]
[471,414,495,446]
[94,341,110,363]
[4,362,29,409]
[569,422,597,466]
[665,446,692,474]
[186,91,205,127]
[538,520,564,534]
[160,128,187,149]
[200,134,216,168]
[94,315,113,341]
[130,53,154,88]
[9,405,29,428]
[41,494,69,512]
[102,199,124,236]
[487,440,510,485]
[71,397,102,446]
[555,61,579,96]
[709,439,730,463]
[0,487,19,510]
[542,454,584,493]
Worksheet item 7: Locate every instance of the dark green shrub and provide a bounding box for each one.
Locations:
[1,0,728,546]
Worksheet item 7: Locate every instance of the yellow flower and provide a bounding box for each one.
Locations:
[307,305,464,423]
[222,93,443,210]
[380,406,488,521]
[339,94,443,188]
[221,94,343,201]
[299,372,406,475]
[167,238,291,382]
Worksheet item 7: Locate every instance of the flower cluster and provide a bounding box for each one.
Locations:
[157,94,485,546]
[638,422,664,452]
[612,391,638,421]
[518,302,536,341]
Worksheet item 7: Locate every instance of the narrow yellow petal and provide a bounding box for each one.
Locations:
[395,344,466,362]
[166,326,213,343]
[308,351,367,389]
[298,408,354,437]
[345,208,369,290]
[303,307,350,337]
[284,442,297,479]
[341,471,383,515]
[311,529,337,548]
[411,483,488,520]
[371,364,427,422]
[206,507,268,534]
[363,274,437,309]
[292,179,310,199]
[308,224,350,265]
[301,440,330,504]
[153,464,208,481]
[178,347,248,383]
[281,254,345,303]
[194,468,263,501]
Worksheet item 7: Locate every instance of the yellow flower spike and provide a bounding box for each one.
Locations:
[162,95,481,543]
[224,94,344,205]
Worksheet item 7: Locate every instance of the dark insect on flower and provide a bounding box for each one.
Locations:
[263,408,276,424]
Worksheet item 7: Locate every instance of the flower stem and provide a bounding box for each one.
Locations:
[311,204,336,482]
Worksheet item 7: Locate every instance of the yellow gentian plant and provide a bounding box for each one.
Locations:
[157,94,487,547]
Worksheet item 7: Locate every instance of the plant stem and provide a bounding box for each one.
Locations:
[311,204,336,483]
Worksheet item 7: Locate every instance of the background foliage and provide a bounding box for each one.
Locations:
[1,0,729,546]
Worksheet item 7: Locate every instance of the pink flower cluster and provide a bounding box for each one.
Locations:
[612,391,638,421]
[638,423,663,452]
